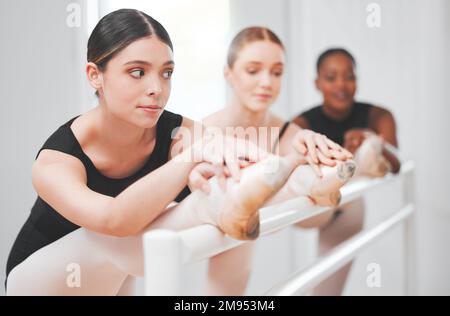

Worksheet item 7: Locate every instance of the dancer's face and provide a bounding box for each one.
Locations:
[87,36,174,128]
[316,53,357,113]
[225,40,285,113]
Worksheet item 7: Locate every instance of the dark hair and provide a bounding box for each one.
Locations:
[316,48,356,73]
[87,9,173,96]
[227,27,284,68]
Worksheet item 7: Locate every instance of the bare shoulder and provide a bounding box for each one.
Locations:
[292,114,311,129]
[33,149,87,184]
[370,105,395,120]
[267,113,283,127]
[179,115,196,130]
[369,105,396,129]
[34,112,93,175]
[269,113,301,155]
[169,115,204,159]
[202,109,227,127]
[68,109,98,149]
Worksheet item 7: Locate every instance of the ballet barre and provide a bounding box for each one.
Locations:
[143,161,416,296]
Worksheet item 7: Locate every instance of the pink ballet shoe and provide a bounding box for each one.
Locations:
[217,155,300,240]
[355,135,391,178]
[310,160,356,206]
[288,160,356,207]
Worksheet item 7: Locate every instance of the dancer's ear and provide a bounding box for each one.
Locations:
[224,65,232,82]
[86,62,103,92]
[315,77,321,91]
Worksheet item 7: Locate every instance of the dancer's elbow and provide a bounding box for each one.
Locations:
[391,162,401,174]
[102,215,139,237]
[102,202,143,237]
[390,158,401,174]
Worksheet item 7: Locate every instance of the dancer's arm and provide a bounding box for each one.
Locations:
[344,107,401,173]
[32,120,266,238]
[371,108,401,173]
[32,147,199,237]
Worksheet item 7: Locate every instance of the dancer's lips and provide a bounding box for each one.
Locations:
[332,91,350,101]
[137,105,162,114]
[254,93,272,101]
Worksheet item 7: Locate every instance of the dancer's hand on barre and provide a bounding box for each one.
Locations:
[345,129,394,178]
[344,128,377,154]
[188,158,254,194]
[190,134,269,183]
[291,129,353,176]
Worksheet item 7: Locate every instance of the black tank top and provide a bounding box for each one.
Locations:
[6,110,190,281]
[271,121,290,153]
[299,102,373,145]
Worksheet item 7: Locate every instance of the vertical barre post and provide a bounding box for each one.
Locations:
[403,165,417,295]
[144,230,184,295]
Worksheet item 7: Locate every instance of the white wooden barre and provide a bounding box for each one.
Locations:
[265,204,414,295]
[143,161,416,296]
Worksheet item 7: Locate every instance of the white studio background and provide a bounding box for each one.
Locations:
[1,0,449,296]
[0,0,93,296]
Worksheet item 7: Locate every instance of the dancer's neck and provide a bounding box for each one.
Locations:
[322,102,354,121]
[226,98,271,129]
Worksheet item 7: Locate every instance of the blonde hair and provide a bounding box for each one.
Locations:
[227,27,284,68]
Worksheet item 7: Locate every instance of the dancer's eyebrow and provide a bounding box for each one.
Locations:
[246,61,284,66]
[123,60,175,66]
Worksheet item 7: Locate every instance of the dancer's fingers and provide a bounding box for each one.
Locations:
[325,137,353,159]
[307,156,322,177]
[224,152,240,182]
[188,164,216,194]
[245,143,270,162]
[188,170,204,191]
[315,134,331,157]
[342,147,353,159]
[215,164,228,192]
[305,136,319,164]
[329,148,348,161]
[223,166,231,177]
[230,137,269,162]
[293,141,307,156]
[324,137,341,151]
[202,147,224,166]
[238,158,252,169]
[200,181,211,194]
[317,150,336,167]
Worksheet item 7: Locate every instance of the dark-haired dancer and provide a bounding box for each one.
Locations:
[293,48,401,295]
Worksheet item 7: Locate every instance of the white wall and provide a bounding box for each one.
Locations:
[0,0,93,296]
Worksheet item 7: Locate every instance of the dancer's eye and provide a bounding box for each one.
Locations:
[272,69,283,77]
[346,74,355,81]
[130,69,145,79]
[162,68,174,80]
